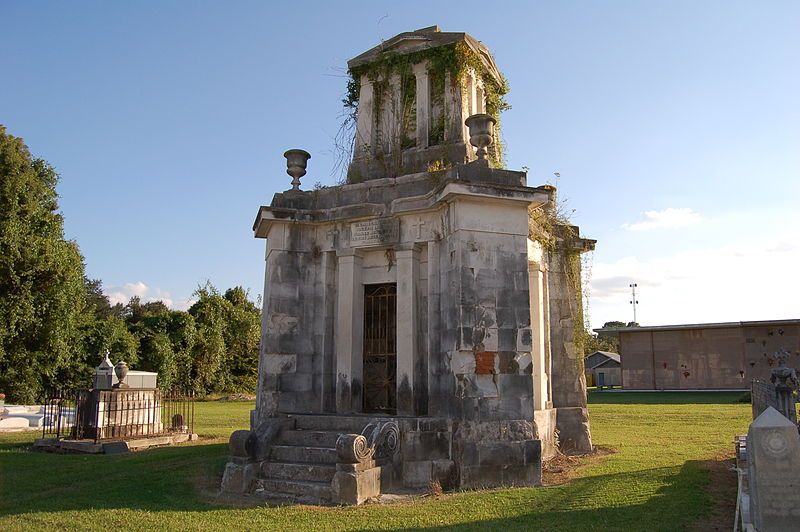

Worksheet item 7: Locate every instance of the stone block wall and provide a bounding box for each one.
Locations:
[256,223,329,424]
[434,198,536,422]
[453,419,542,488]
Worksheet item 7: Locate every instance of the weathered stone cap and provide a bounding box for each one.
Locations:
[347,25,502,83]
[752,406,796,428]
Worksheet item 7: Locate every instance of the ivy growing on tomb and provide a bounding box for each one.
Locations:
[341,42,510,171]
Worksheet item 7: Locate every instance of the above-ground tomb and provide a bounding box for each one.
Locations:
[222,25,595,505]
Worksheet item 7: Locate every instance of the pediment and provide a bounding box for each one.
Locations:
[347,26,501,82]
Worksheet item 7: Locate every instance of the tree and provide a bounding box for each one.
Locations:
[0,126,88,402]
[221,286,261,391]
[188,283,260,394]
[127,300,196,391]
[602,321,626,329]
[583,333,619,355]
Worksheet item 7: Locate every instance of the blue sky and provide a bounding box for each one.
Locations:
[2,1,798,328]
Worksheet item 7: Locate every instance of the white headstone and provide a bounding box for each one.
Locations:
[747,406,800,530]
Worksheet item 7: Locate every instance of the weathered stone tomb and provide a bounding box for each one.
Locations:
[222,26,595,504]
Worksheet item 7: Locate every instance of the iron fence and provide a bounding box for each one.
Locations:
[42,388,194,443]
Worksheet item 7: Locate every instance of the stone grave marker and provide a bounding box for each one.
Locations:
[748,406,800,530]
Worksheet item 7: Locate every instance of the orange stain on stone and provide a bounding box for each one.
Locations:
[475,351,496,375]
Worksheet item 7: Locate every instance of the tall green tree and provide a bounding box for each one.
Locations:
[188,283,260,394]
[221,286,260,391]
[0,126,88,402]
[124,297,196,391]
[79,277,138,375]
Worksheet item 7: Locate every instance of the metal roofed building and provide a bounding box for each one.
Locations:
[594,320,800,390]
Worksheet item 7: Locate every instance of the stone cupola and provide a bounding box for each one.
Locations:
[346,26,506,181]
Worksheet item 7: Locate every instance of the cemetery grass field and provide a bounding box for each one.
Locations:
[0,391,750,531]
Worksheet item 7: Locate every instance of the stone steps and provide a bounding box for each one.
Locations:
[269,444,337,464]
[279,429,341,448]
[262,461,337,483]
[257,478,332,501]
[255,416,380,503]
[287,414,374,433]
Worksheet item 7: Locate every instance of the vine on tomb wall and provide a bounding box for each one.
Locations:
[528,196,592,370]
[342,42,510,176]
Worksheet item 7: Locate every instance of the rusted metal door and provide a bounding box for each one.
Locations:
[363,283,397,414]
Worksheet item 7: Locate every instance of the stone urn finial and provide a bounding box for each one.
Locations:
[113,360,130,389]
[465,114,496,164]
[284,149,311,191]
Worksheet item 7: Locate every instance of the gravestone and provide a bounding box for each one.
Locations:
[747,407,800,530]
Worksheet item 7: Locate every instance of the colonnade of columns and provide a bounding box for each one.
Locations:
[353,63,486,160]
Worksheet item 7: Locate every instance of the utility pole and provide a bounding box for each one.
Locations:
[629,282,639,324]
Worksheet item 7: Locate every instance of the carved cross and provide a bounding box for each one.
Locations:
[326,227,339,246]
[410,219,426,240]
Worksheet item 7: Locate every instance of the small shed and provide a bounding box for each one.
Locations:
[585,351,621,389]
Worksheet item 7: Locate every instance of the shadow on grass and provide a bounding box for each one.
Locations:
[415,460,716,531]
[588,390,748,405]
[1,434,718,532]
[0,438,229,516]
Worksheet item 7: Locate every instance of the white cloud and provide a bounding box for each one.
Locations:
[622,207,702,231]
[588,235,800,329]
[105,282,194,311]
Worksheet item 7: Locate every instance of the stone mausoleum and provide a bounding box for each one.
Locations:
[222,26,595,504]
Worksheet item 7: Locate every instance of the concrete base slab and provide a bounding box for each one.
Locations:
[0,417,32,430]
[33,433,199,454]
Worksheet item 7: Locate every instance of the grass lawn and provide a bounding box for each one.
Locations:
[0,391,751,531]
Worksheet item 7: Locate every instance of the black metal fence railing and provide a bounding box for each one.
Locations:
[41,388,194,443]
[41,388,78,440]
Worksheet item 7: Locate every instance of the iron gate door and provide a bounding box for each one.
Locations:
[363,283,397,414]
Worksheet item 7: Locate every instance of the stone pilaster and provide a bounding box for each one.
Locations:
[547,227,593,454]
[396,244,420,415]
[528,260,549,411]
[335,249,364,413]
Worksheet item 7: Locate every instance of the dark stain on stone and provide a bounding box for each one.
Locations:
[350,377,362,410]
[337,373,351,410]
[519,328,532,349]
[497,351,520,374]
[397,375,413,414]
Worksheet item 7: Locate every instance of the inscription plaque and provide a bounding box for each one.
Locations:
[350,218,399,248]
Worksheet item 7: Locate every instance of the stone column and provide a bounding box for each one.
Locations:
[354,75,374,158]
[528,260,549,411]
[385,73,402,155]
[412,61,429,149]
[426,241,440,416]
[335,249,364,413]
[443,72,465,144]
[395,244,420,416]
[321,250,337,412]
